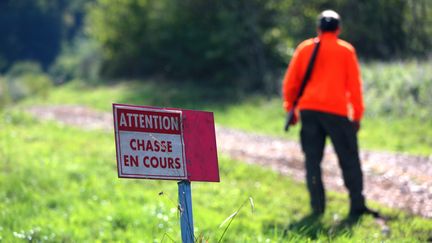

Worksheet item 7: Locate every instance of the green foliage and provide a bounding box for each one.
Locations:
[0,0,91,70]
[49,38,103,84]
[2,62,53,104]
[1,0,431,90]
[337,0,408,59]
[270,0,432,60]
[347,0,432,59]
[86,0,284,90]
[84,0,432,90]
[0,0,60,69]
[362,60,432,119]
[1,111,431,242]
[6,62,43,77]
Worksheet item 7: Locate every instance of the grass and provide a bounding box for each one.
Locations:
[25,79,432,155]
[1,110,432,242]
[2,60,431,241]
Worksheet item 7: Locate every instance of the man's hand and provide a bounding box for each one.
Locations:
[284,110,298,132]
[289,111,298,125]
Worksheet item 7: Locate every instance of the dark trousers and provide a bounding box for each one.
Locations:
[300,110,365,214]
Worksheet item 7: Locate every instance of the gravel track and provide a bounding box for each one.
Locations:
[27,105,432,218]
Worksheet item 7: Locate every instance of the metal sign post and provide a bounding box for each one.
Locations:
[178,180,194,243]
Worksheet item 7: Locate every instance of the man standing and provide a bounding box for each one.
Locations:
[282,10,378,218]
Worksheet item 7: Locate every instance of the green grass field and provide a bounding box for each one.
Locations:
[2,60,432,241]
[1,110,431,242]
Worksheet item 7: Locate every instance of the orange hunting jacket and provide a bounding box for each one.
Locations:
[282,32,364,121]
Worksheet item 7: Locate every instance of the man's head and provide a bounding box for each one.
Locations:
[318,10,340,32]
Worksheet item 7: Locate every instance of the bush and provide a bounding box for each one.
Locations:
[85,0,432,94]
[362,59,432,119]
[86,0,284,91]
[49,37,103,84]
[3,61,53,103]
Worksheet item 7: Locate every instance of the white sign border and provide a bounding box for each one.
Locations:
[113,104,187,180]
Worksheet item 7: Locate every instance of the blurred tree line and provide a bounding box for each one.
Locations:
[0,0,88,71]
[0,0,431,92]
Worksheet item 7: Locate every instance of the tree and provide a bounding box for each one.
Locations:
[0,0,90,72]
[275,0,432,59]
[86,0,284,90]
[86,0,432,90]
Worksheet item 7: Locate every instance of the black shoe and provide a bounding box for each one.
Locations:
[349,207,381,219]
[288,212,323,230]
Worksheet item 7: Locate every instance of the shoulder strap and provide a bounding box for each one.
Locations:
[292,39,321,108]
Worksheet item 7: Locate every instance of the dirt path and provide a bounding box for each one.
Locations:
[27,105,432,218]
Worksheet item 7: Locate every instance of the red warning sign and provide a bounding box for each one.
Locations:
[113,104,219,182]
[113,105,187,180]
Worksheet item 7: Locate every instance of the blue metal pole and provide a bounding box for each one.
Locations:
[178,180,194,243]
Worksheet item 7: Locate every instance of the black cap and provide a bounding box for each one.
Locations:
[318,10,340,32]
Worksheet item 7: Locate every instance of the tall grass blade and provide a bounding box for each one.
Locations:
[218,211,238,229]
[217,197,253,243]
